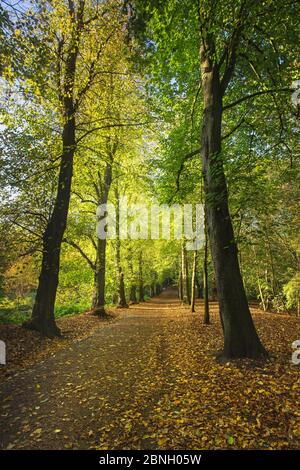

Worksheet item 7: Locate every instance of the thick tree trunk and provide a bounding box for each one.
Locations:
[200,53,267,359]
[191,251,197,313]
[25,118,75,337]
[203,209,210,324]
[25,2,84,337]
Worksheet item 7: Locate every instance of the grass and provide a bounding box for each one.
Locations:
[0,292,154,325]
[0,296,90,325]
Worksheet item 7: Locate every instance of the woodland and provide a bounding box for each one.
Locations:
[0,0,299,452]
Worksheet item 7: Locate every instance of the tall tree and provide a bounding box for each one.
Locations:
[18,0,125,335]
[128,0,299,358]
[114,183,128,308]
[28,0,85,337]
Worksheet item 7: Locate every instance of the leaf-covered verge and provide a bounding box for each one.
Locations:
[0,309,119,382]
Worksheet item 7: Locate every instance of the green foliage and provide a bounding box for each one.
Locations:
[284,274,300,312]
[0,0,299,322]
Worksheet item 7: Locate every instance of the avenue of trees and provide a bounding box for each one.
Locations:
[0,0,299,359]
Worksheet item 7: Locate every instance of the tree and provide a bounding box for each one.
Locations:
[128,0,299,359]
[27,0,85,336]
[190,250,197,313]
[203,211,210,324]
[114,183,128,308]
[65,52,148,313]
[138,250,144,302]
[10,0,126,336]
[181,240,190,305]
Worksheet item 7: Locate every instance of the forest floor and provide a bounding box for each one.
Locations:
[0,288,299,450]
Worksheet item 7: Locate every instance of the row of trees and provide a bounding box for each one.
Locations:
[0,0,159,335]
[0,0,299,360]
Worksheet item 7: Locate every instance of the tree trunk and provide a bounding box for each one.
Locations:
[150,283,155,297]
[257,277,266,312]
[203,208,210,324]
[178,266,183,301]
[117,270,127,307]
[26,118,75,337]
[191,251,197,313]
[93,73,119,314]
[200,50,267,359]
[181,240,190,304]
[129,284,138,303]
[195,275,202,298]
[25,2,84,337]
[92,238,107,316]
[138,252,144,302]
[92,161,113,315]
[115,188,128,308]
[128,247,138,304]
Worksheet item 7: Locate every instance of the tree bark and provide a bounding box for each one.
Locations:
[200,46,267,359]
[195,275,202,298]
[92,238,107,315]
[114,187,128,308]
[155,283,162,295]
[203,209,210,324]
[138,251,144,302]
[191,251,197,313]
[128,247,138,304]
[27,130,74,337]
[92,162,113,315]
[129,284,138,303]
[117,269,127,307]
[181,240,190,304]
[178,264,183,301]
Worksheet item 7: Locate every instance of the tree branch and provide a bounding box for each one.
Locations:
[64,238,96,271]
[168,148,201,203]
[223,88,292,111]
[221,114,247,140]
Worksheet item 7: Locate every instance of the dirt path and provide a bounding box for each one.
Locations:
[0,288,299,450]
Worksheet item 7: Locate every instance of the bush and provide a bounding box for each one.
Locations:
[271,294,287,313]
[284,274,300,314]
[0,295,89,324]
[54,303,89,317]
